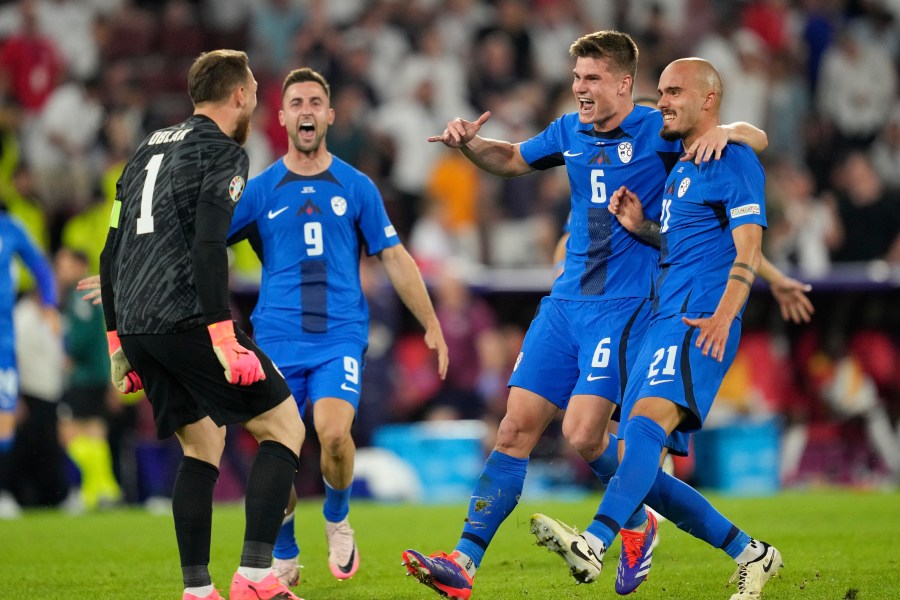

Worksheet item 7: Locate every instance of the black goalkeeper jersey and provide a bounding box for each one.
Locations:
[100,114,248,335]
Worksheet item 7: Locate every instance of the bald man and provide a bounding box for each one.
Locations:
[531,58,783,600]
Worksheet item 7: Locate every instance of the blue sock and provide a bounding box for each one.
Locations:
[587,433,647,531]
[273,513,299,560]
[587,433,619,484]
[643,468,750,558]
[455,450,528,568]
[586,416,666,548]
[323,478,352,523]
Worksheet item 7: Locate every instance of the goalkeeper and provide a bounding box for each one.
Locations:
[99,50,304,600]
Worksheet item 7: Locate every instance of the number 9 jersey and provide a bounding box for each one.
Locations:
[226,156,398,351]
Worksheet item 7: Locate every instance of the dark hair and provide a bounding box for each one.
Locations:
[569,31,639,80]
[188,49,250,105]
[282,67,331,99]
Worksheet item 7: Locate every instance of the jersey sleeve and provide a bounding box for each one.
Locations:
[12,219,57,306]
[706,145,767,231]
[227,174,263,243]
[356,175,399,256]
[193,143,249,324]
[519,117,565,170]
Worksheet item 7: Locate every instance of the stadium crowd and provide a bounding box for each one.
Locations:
[0,0,899,514]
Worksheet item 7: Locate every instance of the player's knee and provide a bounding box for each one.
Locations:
[563,425,605,460]
[495,415,540,454]
[316,425,351,457]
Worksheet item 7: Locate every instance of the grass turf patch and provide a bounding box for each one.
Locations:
[2,488,897,599]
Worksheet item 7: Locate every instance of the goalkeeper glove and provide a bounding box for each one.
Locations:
[107,331,143,393]
[208,320,266,385]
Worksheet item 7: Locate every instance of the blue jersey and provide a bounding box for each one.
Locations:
[0,212,56,355]
[520,107,682,300]
[227,156,399,350]
[654,143,767,317]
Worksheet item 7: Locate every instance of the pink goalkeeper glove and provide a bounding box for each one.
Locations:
[107,331,143,393]
[207,320,266,385]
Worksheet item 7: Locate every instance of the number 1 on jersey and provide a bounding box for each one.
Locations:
[136,153,164,235]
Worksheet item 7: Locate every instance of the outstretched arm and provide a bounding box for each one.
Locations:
[378,244,449,379]
[757,256,814,324]
[428,111,533,178]
[682,122,768,163]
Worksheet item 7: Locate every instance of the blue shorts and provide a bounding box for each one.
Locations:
[508,296,650,409]
[0,346,17,412]
[260,339,366,417]
[622,314,741,455]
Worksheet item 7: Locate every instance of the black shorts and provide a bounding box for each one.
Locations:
[121,324,291,439]
[61,385,109,419]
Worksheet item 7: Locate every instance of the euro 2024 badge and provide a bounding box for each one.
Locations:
[229,176,245,203]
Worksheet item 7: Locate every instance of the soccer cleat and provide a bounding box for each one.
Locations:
[616,509,658,595]
[229,572,303,600]
[0,491,22,519]
[272,557,300,588]
[325,518,359,579]
[728,542,783,600]
[182,588,224,600]
[402,549,473,599]
[530,513,604,583]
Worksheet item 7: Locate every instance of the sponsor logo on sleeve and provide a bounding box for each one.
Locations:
[229,176,245,203]
[384,225,397,237]
[730,204,761,219]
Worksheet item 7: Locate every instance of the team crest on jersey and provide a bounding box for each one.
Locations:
[617,142,633,163]
[513,351,523,372]
[229,176,245,203]
[677,177,691,197]
[299,198,322,216]
[331,196,347,216]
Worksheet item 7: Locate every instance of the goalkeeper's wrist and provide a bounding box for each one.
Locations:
[107,330,122,353]
[207,319,236,345]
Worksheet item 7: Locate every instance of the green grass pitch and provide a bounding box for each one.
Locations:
[3,489,897,599]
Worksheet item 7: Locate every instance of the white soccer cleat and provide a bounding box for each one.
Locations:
[729,542,783,599]
[530,513,603,583]
[0,491,22,519]
[325,518,359,579]
[272,556,300,588]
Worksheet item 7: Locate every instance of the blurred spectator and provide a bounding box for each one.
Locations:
[428,262,499,419]
[869,103,900,191]
[249,0,308,73]
[0,0,63,114]
[529,0,586,88]
[829,151,900,264]
[816,27,896,148]
[765,53,811,164]
[474,0,535,82]
[370,72,448,234]
[11,288,67,507]
[55,247,121,511]
[34,0,104,80]
[720,29,770,137]
[23,75,105,212]
[764,160,841,277]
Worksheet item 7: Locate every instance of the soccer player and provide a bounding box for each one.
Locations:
[533,58,783,600]
[226,67,448,587]
[401,31,779,600]
[0,207,58,519]
[99,50,305,600]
